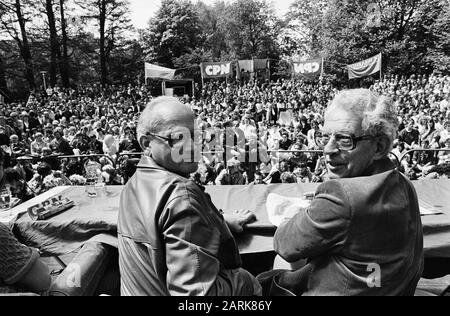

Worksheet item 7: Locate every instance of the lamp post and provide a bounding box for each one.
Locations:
[40,71,48,91]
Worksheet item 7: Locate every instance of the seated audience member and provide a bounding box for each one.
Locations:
[279,132,293,151]
[437,138,450,165]
[71,132,90,155]
[267,89,424,296]
[3,168,34,203]
[398,119,419,150]
[253,171,266,185]
[215,158,248,185]
[287,143,309,172]
[118,97,261,296]
[30,132,48,156]
[293,162,313,183]
[280,171,297,183]
[88,134,104,154]
[41,147,60,170]
[264,160,289,184]
[103,135,118,157]
[0,149,51,295]
[50,128,73,155]
[118,132,141,153]
[10,135,26,157]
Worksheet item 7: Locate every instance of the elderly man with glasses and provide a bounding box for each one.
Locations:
[266,89,424,296]
[118,97,261,296]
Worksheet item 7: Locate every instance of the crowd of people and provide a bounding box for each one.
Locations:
[0,74,449,205]
[0,79,446,296]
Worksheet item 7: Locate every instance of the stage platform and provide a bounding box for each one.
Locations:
[4,180,450,259]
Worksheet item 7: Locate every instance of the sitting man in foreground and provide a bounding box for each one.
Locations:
[271,89,424,296]
[118,97,261,296]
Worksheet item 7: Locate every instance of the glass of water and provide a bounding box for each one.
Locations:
[0,188,11,212]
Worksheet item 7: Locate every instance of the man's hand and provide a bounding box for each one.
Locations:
[224,210,257,234]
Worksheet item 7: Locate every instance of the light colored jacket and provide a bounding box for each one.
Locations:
[275,158,424,296]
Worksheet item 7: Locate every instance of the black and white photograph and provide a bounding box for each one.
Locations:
[0,0,450,300]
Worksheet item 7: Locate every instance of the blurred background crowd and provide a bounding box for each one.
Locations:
[0,74,450,206]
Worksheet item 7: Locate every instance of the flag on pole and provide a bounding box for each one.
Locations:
[145,63,176,80]
[347,54,382,79]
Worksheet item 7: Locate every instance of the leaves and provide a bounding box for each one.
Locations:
[0,0,449,98]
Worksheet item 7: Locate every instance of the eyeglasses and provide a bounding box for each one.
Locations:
[148,131,203,148]
[315,132,376,151]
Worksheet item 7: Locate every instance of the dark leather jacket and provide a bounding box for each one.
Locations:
[118,156,260,296]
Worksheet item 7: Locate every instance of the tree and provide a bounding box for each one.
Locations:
[77,0,133,85]
[425,0,450,72]
[280,0,327,58]
[0,0,36,89]
[194,0,228,60]
[59,0,70,87]
[141,0,202,68]
[44,0,62,87]
[226,0,281,59]
[0,56,9,98]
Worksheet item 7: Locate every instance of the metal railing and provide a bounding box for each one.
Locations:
[13,148,450,173]
[399,149,450,163]
[57,154,117,168]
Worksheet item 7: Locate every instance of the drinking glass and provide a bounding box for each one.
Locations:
[0,188,11,212]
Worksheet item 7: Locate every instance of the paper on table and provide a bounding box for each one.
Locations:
[266,193,311,227]
[419,200,444,216]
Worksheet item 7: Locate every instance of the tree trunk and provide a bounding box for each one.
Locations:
[99,0,108,86]
[0,56,10,101]
[59,0,70,87]
[45,0,61,87]
[15,0,35,90]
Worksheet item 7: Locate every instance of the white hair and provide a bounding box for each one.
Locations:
[136,96,182,142]
[326,89,399,151]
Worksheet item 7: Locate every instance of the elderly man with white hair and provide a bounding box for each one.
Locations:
[265,89,424,296]
[118,96,261,296]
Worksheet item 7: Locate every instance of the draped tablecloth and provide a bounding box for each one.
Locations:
[9,180,450,258]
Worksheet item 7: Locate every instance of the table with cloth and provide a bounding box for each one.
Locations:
[3,180,450,260]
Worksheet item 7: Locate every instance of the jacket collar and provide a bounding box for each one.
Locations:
[137,156,204,191]
[362,157,396,177]
[137,155,167,172]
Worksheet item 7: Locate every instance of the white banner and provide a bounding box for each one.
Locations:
[347,54,382,79]
[145,63,176,80]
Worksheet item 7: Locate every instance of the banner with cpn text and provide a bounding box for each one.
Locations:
[201,62,233,79]
[292,58,323,77]
[347,53,382,79]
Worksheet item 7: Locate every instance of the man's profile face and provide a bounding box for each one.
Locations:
[149,108,201,177]
[322,107,377,179]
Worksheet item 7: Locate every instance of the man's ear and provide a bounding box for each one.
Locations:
[373,135,391,160]
[139,135,150,151]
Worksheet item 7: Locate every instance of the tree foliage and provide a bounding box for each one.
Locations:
[0,0,449,99]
